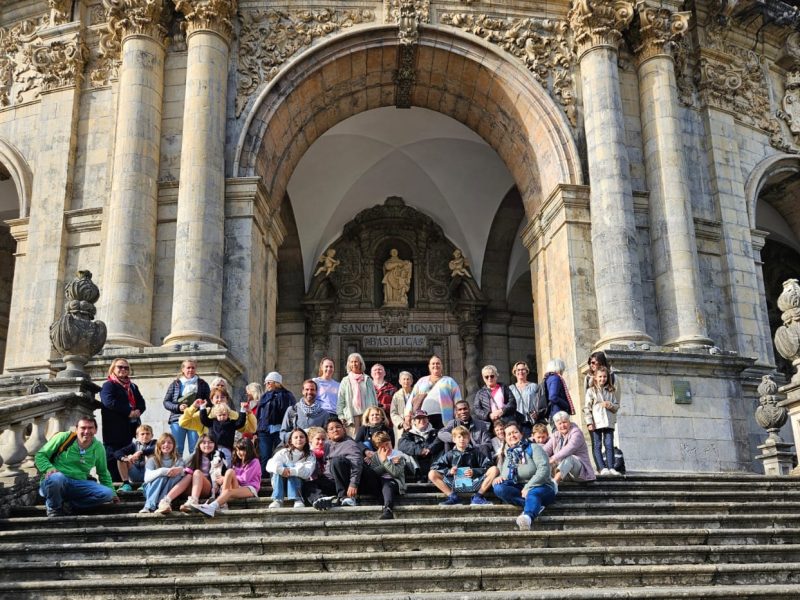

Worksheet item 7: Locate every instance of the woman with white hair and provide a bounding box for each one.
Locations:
[542,411,596,483]
[543,359,574,422]
[473,364,517,426]
[337,352,378,436]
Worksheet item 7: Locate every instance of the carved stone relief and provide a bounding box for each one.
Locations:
[567,0,634,53]
[235,8,376,117]
[384,0,430,25]
[439,13,577,125]
[175,0,236,40]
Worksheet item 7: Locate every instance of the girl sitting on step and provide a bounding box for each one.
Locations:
[196,438,261,517]
[172,434,225,512]
[267,428,316,508]
[140,433,185,515]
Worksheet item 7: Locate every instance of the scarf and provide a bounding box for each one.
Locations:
[348,372,365,413]
[505,439,531,484]
[299,399,324,419]
[490,385,505,411]
[109,374,136,410]
[179,375,198,396]
[409,423,434,437]
[558,373,576,415]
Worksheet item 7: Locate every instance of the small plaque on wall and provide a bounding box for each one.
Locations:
[673,380,692,404]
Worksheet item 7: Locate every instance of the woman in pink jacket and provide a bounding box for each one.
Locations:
[196,438,261,517]
[542,411,596,484]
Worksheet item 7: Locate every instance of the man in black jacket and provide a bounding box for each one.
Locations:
[437,400,492,458]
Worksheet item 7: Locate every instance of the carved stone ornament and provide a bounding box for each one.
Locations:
[175,0,237,41]
[380,308,409,334]
[632,5,691,63]
[440,13,577,125]
[779,70,800,136]
[235,8,375,117]
[90,25,122,87]
[49,0,73,26]
[384,0,430,25]
[395,42,415,108]
[0,19,89,107]
[49,270,108,379]
[102,0,169,45]
[397,0,421,46]
[774,278,800,383]
[382,248,413,307]
[755,374,788,442]
[568,0,635,55]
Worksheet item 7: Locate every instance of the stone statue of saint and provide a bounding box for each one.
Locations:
[382,248,412,307]
[314,248,340,278]
[449,248,472,278]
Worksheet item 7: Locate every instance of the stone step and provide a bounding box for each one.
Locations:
[3,543,799,583]
[1,562,799,599]
[3,527,796,562]
[1,510,798,544]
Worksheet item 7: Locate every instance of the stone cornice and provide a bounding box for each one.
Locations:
[568,0,635,57]
[102,0,168,45]
[175,0,237,43]
[634,4,691,64]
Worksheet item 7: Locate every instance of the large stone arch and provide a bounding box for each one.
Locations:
[234,25,583,217]
[0,138,32,218]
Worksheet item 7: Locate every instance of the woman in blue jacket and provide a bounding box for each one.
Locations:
[100,358,146,481]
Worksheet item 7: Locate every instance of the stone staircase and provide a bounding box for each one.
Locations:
[1,473,799,599]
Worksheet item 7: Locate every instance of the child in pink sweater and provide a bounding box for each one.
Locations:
[196,438,260,517]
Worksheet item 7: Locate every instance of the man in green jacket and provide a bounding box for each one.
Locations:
[34,415,118,517]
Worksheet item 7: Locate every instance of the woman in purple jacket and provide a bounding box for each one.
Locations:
[542,411,596,484]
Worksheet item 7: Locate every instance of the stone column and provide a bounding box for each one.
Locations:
[164,0,236,347]
[101,0,168,347]
[569,0,651,346]
[633,3,711,348]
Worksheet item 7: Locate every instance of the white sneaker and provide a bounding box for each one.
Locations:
[217,504,229,513]
[608,469,621,476]
[155,499,172,514]
[516,513,532,531]
[600,468,611,476]
[197,502,217,517]
[341,497,357,507]
[138,507,152,514]
[179,497,198,513]
[268,500,281,509]
[293,500,305,509]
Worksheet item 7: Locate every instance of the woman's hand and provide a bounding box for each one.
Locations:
[587,424,595,431]
[492,476,505,486]
[449,467,457,476]
[281,468,291,477]
[167,467,182,477]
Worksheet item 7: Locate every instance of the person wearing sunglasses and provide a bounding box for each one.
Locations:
[472,365,517,427]
[100,358,146,481]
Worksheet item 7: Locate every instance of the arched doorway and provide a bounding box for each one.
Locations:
[236,26,583,391]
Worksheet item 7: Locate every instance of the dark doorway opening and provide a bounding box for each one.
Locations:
[367,362,428,387]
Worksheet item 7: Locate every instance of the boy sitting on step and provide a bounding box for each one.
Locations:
[428,426,498,506]
[114,423,155,492]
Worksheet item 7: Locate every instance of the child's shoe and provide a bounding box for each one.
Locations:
[197,501,218,517]
[440,493,460,506]
[470,494,491,505]
[608,468,621,476]
[179,496,198,513]
[293,500,305,509]
[155,498,172,514]
[600,468,611,476]
[119,482,135,493]
[268,500,281,509]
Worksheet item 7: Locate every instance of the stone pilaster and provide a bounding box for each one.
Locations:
[100,0,168,347]
[4,24,88,374]
[569,0,651,346]
[164,0,236,347]
[634,2,710,348]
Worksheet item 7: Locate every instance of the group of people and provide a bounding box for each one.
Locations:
[35,351,622,531]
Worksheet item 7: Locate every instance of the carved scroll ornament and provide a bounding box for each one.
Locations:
[439,13,577,125]
[633,6,691,62]
[175,0,237,41]
[568,0,635,54]
[236,8,375,117]
[102,0,169,43]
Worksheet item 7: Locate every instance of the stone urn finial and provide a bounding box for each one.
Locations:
[755,374,789,442]
[774,279,800,383]
[49,270,107,379]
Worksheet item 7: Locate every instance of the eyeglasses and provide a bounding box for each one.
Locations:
[116,365,130,371]
[483,374,496,379]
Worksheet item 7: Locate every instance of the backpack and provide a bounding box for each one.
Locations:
[531,382,550,423]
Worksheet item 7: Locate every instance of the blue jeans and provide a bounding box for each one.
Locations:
[271,473,302,501]
[128,463,146,483]
[492,480,557,519]
[39,472,115,512]
[142,474,185,510]
[258,431,281,476]
[170,422,198,456]
[591,428,614,471]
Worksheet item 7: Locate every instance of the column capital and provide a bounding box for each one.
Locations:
[175,0,237,43]
[103,0,169,45]
[633,3,691,64]
[569,0,635,57]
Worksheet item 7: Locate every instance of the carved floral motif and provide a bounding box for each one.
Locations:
[384,0,429,25]
[439,13,577,125]
[102,0,169,43]
[632,6,690,62]
[175,0,236,41]
[568,0,634,53]
[397,0,421,46]
[779,70,800,136]
[236,8,375,117]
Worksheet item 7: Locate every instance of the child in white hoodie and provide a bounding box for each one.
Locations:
[266,428,316,508]
[584,366,620,476]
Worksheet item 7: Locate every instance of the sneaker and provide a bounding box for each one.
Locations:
[470,494,491,505]
[600,468,610,476]
[312,496,338,511]
[293,500,305,509]
[179,497,198,513]
[440,493,461,506]
[341,497,357,507]
[217,504,229,513]
[46,508,65,517]
[608,469,621,476]
[380,506,394,520]
[138,507,152,514]
[119,482,134,493]
[196,503,217,517]
[516,513,532,531]
[155,499,172,514]
[268,500,281,509]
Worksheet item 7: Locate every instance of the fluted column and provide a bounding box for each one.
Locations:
[102,0,168,346]
[569,0,651,345]
[164,0,236,346]
[634,2,711,348]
